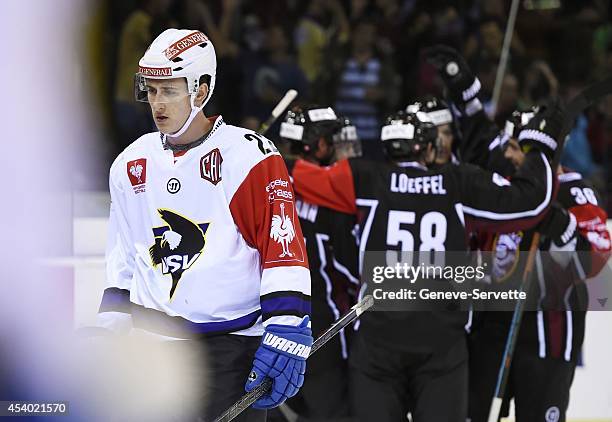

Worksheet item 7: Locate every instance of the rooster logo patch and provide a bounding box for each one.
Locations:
[149,209,210,299]
[270,203,296,257]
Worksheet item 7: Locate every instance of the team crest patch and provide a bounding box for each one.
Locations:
[200,148,223,185]
[149,209,210,299]
[545,406,560,422]
[267,199,304,264]
[492,231,523,282]
[127,158,147,194]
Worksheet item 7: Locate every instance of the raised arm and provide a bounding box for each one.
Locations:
[291,158,357,215]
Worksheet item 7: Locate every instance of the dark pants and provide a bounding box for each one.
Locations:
[164,334,266,422]
[468,331,576,422]
[281,361,351,421]
[349,332,468,422]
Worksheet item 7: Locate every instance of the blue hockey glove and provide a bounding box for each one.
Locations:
[245,317,312,409]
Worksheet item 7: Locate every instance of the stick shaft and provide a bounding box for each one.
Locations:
[258,89,298,135]
[487,76,612,422]
[212,295,373,422]
[487,233,539,422]
[491,0,521,115]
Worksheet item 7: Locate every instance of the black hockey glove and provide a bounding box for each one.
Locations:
[537,203,577,247]
[517,98,565,160]
[425,45,481,106]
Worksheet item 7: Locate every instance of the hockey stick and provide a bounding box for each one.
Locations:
[258,89,298,135]
[490,0,520,115]
[211,294,374,422]
[487,76,612,422]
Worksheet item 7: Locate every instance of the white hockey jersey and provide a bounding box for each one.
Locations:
[98,116,311,338]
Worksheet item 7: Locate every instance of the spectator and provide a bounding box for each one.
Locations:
[317,19,398,158]
[464,15,526,72]
[586,95,612,211]
[174,0,242,121]
[326,18,399,160]
[242,24,309,132]
[294,0,349,83]
[100,0,611,197]
[113,0,175,147]
[561,114,597,178]
[492,73,520,126]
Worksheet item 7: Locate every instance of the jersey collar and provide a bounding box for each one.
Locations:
[395,161,428,170]
[160,115,225,152]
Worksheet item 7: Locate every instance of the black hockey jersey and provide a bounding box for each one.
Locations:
[477,172,611,361]
[296,197,359,369]
[291,151,555,351]
[286,159,360,371]
[453,105,611,361]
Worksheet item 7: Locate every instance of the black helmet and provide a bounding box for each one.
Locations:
[280,105,343,156]
[407,95,453,127]
[334,115,362,160]
[504,107,538,138]
[381,110,438,160]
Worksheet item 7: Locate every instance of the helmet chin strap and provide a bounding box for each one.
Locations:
[164,93,204,139]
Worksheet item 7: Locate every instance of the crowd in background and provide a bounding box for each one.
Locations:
[96,0,612,212]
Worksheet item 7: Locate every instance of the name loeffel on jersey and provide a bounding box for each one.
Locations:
[390,173,447,195]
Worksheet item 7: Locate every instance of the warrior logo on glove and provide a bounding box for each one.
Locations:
[245,317,313,409]
[149,209,210,299]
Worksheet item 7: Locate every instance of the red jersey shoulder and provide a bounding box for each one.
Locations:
[264,156,306,265]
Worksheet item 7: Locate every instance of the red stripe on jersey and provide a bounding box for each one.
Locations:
[230,154,309,270]
[546,310,565,359]
[292,159,357,215]
[569,203,611,277]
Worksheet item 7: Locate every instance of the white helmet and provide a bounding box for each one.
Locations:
[135,28,217,138]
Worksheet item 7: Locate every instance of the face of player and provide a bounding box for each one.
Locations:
[315,137,335,166]
[504,138,525,168]
[435,123,454,164]
[146,78,193,134]
[422,142,436,165]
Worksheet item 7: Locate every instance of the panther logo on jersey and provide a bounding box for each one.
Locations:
[492,231,523,282]
[149,209,210,299]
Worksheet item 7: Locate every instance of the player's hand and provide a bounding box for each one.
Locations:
[517,97,566,160]
[245,317,312,409]
[425,45,480,104]
[537,202,576,246]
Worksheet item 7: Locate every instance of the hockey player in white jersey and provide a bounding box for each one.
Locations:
[97,29,312,421]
